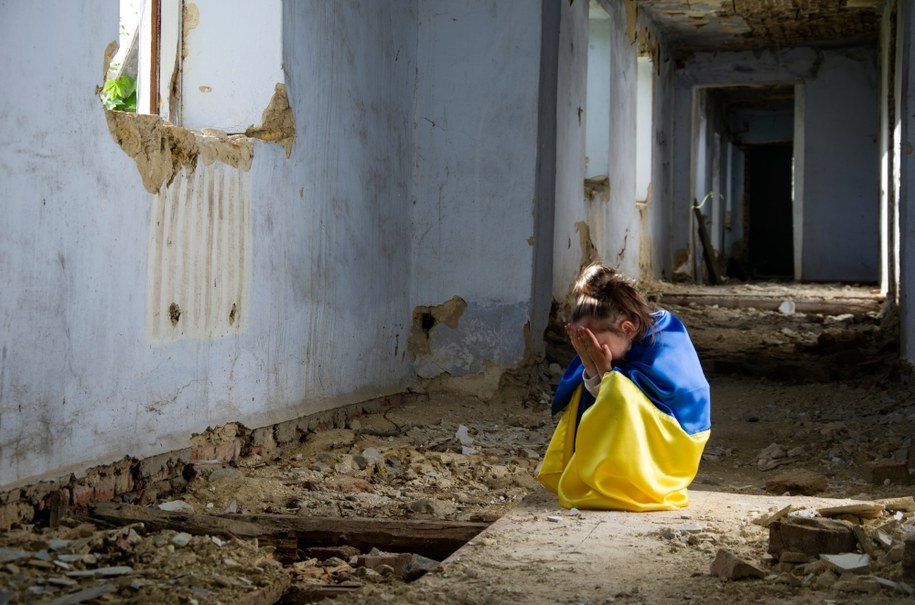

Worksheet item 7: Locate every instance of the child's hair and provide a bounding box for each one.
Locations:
[570,263,655,341]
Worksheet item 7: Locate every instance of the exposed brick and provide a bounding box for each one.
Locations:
[356,552,413,575]
[0,501,34,531]
[71,485,95,508]
[249,426,277,458]
[273,419,301,445]
[768,517,857,558]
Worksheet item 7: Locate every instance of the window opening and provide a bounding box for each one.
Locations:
[634,55,653,204]
[585,2,611,181]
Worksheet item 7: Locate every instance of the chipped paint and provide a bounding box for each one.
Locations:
[147,163,251,344]
[575,221,599,270]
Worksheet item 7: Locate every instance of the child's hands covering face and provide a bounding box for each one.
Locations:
[565,323,613,380]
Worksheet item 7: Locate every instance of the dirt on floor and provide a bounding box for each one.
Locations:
[3,282,914,604]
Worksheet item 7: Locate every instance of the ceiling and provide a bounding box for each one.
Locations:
[635,0,885,54]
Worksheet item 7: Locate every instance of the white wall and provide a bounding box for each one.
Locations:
[0,0,423,489]
[894,0,915,361]
[585,14,611,180]
[410,1,548,377]
[2,0,557,490]
[552,0,589,305]
[180,0,284,132]
[801,48,880,282]
[0,0,433,491]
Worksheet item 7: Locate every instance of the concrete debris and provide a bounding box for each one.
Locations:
[768,517,857,558]
[904,536,915,578]
[710,549,767,580]
[869,460,910,486]
[820,552,871,574]
[157,500,195,513]
[765,469,827,496]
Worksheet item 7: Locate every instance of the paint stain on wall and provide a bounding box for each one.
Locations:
[624,0,638,44]
[147,164,251,344]
[408,296,468,359]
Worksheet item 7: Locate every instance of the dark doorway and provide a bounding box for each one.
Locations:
[745,143,793,279]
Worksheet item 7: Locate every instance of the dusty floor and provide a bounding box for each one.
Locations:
[3,281,914,604]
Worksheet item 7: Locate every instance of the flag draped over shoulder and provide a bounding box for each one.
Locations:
[538,310,711,511]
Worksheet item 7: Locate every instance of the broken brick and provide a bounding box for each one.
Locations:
[709,549,766,580]
[768,517,857,558]
[356,552,413,576]
[903,536,915,579]
[765,469,827,496]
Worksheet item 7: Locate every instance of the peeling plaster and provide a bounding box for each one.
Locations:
[245,84,296,157]
[584,176,610,203]
[575,221,599,270]
[105,111,253,194]
[105,82,294,194]
[408,296,468,359]
[638,183,653,276]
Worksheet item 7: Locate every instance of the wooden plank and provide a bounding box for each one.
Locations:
[693,205,720,286]
[236,574,291,605]
[658,294,882,316]
[88,502,489,561]
[279,584,362,604]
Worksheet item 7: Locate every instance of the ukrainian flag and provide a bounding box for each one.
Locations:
[538,310,711,511]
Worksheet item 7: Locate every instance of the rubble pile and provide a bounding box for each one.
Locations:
[710,497,915,597]
[0,521,289,604]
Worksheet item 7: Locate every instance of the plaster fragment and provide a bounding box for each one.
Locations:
[246,83,296,157]
[105,111,253,193]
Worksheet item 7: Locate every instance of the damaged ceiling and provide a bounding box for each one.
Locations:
[636,0,885,54]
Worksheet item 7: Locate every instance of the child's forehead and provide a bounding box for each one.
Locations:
[574,316,618,331]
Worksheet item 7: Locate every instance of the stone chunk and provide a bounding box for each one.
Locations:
[356,552,413,576]
[869,460,910,485]
[768,517,857,558]
[765,469,827,496]
[820,552,871,574]
[903,536,915,579]
[709,549,766,580]
[817,502,885,519]
[832,576,882,594]
[876,496,915,512]
[403,554,440,581]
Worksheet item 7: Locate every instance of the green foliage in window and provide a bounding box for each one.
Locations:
[101,75,137,112]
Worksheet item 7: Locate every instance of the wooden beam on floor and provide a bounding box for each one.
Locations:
[87,502,489,561]
[658,294,882,316]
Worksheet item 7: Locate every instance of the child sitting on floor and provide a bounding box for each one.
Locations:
[537,263,711,511]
